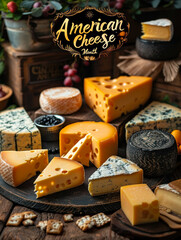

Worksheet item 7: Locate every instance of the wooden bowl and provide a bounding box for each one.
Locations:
[0,85,13,111]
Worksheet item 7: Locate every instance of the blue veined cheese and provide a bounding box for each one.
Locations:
[88,155,143,196]
[0,108,41,151]
[125,101,181,141]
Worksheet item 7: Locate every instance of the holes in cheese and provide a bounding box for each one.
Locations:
[84,76,152,122]
[34,157,85,198]
[59,121,118,168]
[0,150,48,187]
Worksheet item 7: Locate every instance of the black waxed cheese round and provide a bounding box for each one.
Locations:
[126,129,177,177]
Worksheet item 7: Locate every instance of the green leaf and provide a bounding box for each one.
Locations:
[174,0,181,8]
[151,0,161,8]
[0,61,5,75]
[87,1,99,8]
[22,11,33,15]
[13,13,22,20]
[132,0,140,10]
[20,0,34,10]
[5,12,14,18]
[101,1,109,8]
[31,7,43,17]
[50,1,62,10]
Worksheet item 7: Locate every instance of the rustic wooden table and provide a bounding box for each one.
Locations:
[0,194,127,240]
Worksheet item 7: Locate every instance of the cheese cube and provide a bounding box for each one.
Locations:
[34,157,85,198]
[84,76,152,122]
[0,150,48,187]
[88,156,143,196]
[141,19,173,41]
[59,121,118,168]
[121,184,159,225]
[63,134,92,166]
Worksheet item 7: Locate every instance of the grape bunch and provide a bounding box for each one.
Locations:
[63,63,81,87]
[0,85,7,98]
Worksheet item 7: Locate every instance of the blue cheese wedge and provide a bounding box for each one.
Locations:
[125,101,181,141]
[0,108,41,151]
[88,155,143,196]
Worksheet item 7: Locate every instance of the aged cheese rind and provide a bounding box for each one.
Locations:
[59,121,118,168]
[141,19,173,41]
[126,129,177,177]
[63,134,92,166]
[125,101,181,141]
[34,157,85,198]
[155,183,181,215]
[121,184,159,225]
[0,150,48,187]
[84,76,152,122]
[39,87,82,114]
[88,156,143,196]
[0,107,42,151]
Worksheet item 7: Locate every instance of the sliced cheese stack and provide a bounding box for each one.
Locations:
[39,87,82,114]
[0,150,48,187]
[63,134,92,167]
[34,157,85,198]
[121,184,159,225]
[141,19,173,41]
[155,179,181,215]
[59,121,118,168]
[88,156,143,196]
[0,107,41,151]
[84,76,152,122]
[125,101,181,141]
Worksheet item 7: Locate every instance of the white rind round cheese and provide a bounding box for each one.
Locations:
[39,87,82,114]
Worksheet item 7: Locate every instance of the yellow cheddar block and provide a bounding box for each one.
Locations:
[141,19,173,41]
[0,150,48,187]
[59,121,118,168]
[34,157,85,198]
[84,76,152,122]
[121,184,159,225]
[63,134,92,166]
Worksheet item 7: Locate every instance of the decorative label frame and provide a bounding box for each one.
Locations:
[51,7,130,61]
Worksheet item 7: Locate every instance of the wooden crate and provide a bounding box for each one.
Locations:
[3,43,73,110]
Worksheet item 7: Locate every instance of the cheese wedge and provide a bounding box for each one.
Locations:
[34,157,85,198]
[63,134,92,166]
[59,121,118,168]
[88,156,143,196]
[84,76,152,122]
[155,183,181,215]
[121,184,159,225]
[125,101,181,141]
[0,150,48,187]
[141,19,173,41]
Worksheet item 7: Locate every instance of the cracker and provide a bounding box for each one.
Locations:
[92,213,111,228]
[46,219,63,235]
[76,215,95,231]
[63,214,74,222]
[6,213,24,226]
[22,219,34,226]
[22,211,37,220]
[36,220,48,230]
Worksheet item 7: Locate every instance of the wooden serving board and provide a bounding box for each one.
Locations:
[111,209,181,240]
[0,144,167,215]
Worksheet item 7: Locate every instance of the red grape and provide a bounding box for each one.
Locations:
[33,2,42,8]
[83,61,90,67]
[115,2,123,9]
[72,75,81,83]
[67,68,77,77]
[63,64,70,71]
[0,91,6,98]
[64,71,68,77]
[64,77,73,86]
[73,62,79,69]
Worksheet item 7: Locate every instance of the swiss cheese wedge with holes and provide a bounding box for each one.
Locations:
[63,134,92,167]
[0,150,48,187]
[84,76,152,122]
[59,121,118,168]
[34,157,85,198]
